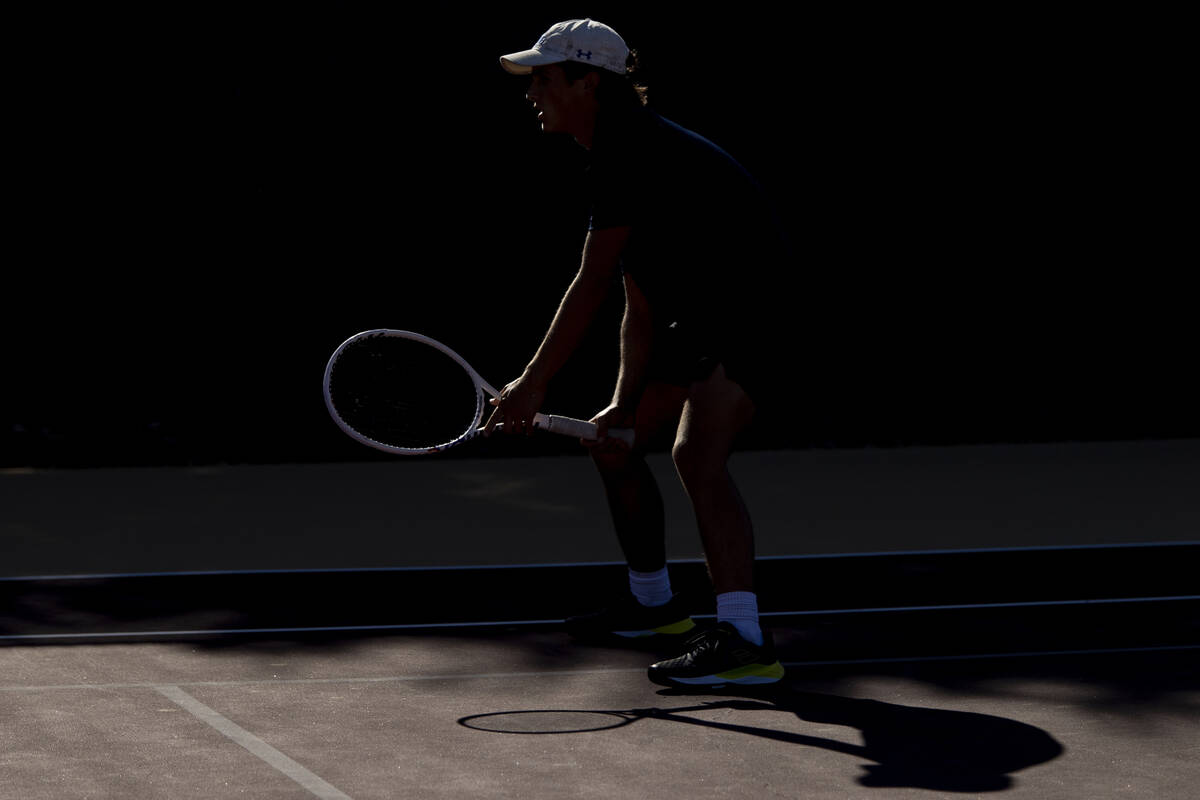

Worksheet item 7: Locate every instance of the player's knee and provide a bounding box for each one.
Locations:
[672,435,719,488]
[589,444,635,475]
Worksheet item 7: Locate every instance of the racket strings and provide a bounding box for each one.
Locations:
[328,336,481,450]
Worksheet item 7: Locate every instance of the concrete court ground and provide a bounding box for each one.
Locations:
[1,439,1198,798]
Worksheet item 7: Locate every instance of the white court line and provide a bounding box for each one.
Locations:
[1,667,647,693]
[783,644,1200,668]
[760,594,1200,617]
[2,647,1198,695]
[2,593,1197,643]
[156,685,352,800]
[4,540,1196,582]
[0,618,565,642]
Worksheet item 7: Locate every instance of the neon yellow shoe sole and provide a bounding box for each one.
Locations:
[665,659,786,686]
[565,595,697,641]
[615,617,698,638]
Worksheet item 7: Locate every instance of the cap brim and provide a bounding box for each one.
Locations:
[499,49,563,75]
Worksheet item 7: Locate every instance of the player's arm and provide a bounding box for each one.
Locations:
[613,271,654,412]
[525,226,629,384]
[589,270,653,442]
[486,226,630,434]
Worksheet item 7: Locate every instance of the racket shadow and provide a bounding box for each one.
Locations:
[457,683,1064,792]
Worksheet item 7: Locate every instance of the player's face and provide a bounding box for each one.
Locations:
[526,64,592,138]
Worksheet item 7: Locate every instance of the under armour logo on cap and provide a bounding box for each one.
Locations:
[500,19,629,75]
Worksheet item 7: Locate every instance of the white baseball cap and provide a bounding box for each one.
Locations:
[500,19,629,76]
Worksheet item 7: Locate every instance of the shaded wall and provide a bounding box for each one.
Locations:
[4,8,1192,467]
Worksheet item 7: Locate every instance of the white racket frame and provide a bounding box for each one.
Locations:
[323,329,634,455]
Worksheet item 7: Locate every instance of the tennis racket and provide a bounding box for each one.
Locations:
[323,329,634,455]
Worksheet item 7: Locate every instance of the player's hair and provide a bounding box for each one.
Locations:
[561,49,648,110]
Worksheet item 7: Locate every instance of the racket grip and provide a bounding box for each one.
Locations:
[535,413,636,447]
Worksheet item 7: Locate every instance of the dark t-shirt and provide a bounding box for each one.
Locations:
[587,106,787,400]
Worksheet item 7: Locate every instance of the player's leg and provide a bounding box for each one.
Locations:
[670,364,757,596]
[648,363,784,687]
[590,380,687,571]
[567,381,694,639]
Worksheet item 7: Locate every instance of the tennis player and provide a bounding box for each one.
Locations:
[489,19,788,688]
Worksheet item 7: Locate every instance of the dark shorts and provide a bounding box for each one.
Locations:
[647,323,769,411]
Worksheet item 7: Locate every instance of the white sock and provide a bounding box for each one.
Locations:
[628,566,673,608]
[717,591,763,645]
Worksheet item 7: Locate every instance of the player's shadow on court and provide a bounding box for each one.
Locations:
[458,683,1063,793]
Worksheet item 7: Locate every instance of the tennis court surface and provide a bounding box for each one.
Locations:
[2,440,1198,798]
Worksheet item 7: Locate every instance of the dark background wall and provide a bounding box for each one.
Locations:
[3,7,1192,467]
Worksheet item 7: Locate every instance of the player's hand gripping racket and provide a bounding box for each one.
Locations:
[323,329,635,455]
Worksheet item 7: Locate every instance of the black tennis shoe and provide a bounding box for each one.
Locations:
[565,593,696,641]
[647,623,785,688]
